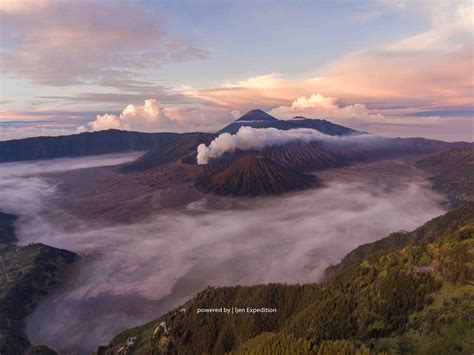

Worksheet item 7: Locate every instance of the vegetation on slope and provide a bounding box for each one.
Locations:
[417,147,474,208]
[0,212,77,354]
[197,156,317,196]
[0,242,76,354]
[97,202,474,355]
[328,203,474,275]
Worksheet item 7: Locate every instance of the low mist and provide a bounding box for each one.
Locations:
[197,126,377,164]
[0,154,445,353]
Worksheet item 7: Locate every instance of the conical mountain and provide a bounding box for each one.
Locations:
[197,155,316,196]
[236,109,278,122]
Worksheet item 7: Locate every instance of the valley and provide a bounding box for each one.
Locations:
[1,151,449,353]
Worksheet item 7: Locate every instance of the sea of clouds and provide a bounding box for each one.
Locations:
[0,153,444,353]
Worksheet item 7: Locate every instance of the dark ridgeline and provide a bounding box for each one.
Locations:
[0,129,180,162]
[196,156,317,196]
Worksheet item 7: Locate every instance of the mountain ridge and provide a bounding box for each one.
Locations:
[0,111,470,164]
[0,129,181,162]
[218,111,362,135]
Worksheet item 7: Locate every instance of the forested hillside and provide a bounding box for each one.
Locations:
[97,203,474,355]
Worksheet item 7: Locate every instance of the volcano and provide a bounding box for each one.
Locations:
[235,109,279,122]
[197,156,317,196]
[218,109,361,135]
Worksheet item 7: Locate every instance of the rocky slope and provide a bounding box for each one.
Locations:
[96,203,474,355]
[196,156,317,196]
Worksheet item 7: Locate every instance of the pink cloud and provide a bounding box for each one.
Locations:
[188,2,472,116]
[0,1,208,87]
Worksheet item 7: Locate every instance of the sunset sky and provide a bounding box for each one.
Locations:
[0,0,472,141]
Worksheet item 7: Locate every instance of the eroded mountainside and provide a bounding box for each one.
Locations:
[196,156,317,196]
[97,203,474,355]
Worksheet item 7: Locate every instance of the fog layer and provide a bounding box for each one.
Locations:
[0,154,444,353]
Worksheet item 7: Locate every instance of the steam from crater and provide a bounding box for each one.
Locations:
[197,126,374,164]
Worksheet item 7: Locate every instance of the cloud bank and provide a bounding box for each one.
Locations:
[197,126,373,164]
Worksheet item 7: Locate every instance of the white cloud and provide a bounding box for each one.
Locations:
[79,99,236,134]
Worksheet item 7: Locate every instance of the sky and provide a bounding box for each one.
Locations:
[0,0,473,141]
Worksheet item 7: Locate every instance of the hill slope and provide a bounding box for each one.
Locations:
[97,203,474,355]
[417,147,474,207]
[121,133,215,172]
[0,243,76,354]
[0,129,180,162]
[197,156,317,196]
[327,202,474,275]
[0,211,77,354]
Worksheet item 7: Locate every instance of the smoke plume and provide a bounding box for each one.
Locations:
[197,126,374,164]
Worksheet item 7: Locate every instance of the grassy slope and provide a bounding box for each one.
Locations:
[98,203,474,355]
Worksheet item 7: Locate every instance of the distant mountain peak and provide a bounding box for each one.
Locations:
[236,109,278,122]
